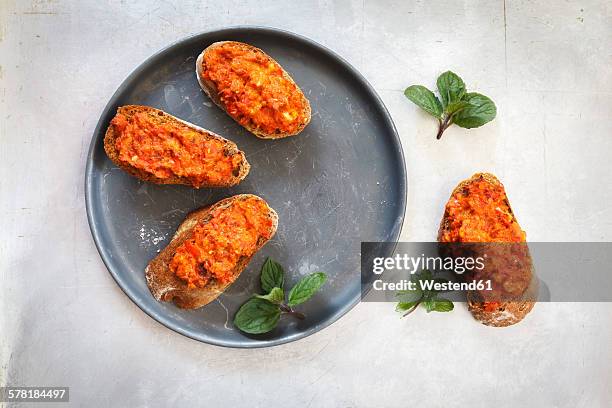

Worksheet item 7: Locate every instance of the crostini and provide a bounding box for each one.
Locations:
[196,41,311,139]
[438,173,537,327]
[104,105,250,188]
[145,194,278,309]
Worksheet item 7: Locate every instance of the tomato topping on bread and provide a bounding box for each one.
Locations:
[439,175,526,243]
[104,105,250,188]
[145,195,278,310]
[170,196,274,289]
[197,41,311,139]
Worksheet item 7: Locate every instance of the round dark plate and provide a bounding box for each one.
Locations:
[85,26,406,348]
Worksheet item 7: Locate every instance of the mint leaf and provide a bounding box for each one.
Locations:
[395,288,422,304]
[261,258,284,293]
[234,298,281,334]
[453,93,497,129]
[423,297,454,313]
[436,71,466,108]
[445,100,470,115]
[431,298,454,312]
[415,269,434,288]
[404,85,443,118]
[287,272,327,307]
[255,287,284,304]
[396,301,419,313]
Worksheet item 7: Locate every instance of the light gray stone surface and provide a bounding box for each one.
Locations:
[1,1,611,406]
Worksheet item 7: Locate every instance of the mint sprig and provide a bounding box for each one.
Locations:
[234,258,327,334]
[395,269,454,317]
[404,71,496,139]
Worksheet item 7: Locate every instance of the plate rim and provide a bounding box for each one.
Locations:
[84,25,407,348]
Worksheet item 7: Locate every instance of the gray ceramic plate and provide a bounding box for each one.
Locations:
[85,27,406,348]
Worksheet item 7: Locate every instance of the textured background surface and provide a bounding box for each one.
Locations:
[1,0,611,406]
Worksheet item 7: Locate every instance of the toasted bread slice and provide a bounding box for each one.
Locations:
[196,41,311,139]
[438,173,537,327]
[145,194,278,309]
[104,105,250,188]
[467,280,537,327]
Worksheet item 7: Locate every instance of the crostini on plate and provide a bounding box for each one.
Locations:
[146,194,278,309]
[196,41,311,139]
[104,105,250,188]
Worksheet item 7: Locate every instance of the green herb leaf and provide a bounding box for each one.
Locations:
[445,100,470,115]
[421,291,436,303]
[234,297,281,334]
[436,71,466,108]
[261,258,284,293]
[453,92,497,129]
[395,288,423,304]
[404,85,443,118]
[255,287,284,304]
[423,297,454,313]
[287,272,327,307]
[395,270,454,316]
[396,301,419,313]
[415,269,434,286]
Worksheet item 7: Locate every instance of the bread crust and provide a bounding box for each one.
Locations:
[438,173,537,327]
[145,194,278,309]
[196,41,311,139]
[467,280,537,327]
[104,105,250,188]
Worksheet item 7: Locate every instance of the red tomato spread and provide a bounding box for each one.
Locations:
[483,301,502,312]
[439,177,526,243]
[111,112,243,186]
[170,197,274,289]
[201,43,307,135]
